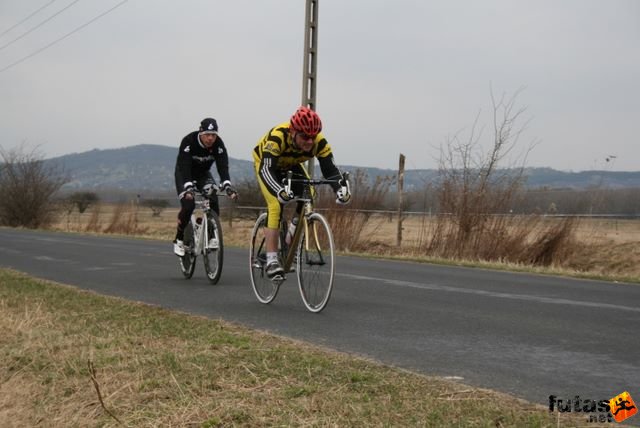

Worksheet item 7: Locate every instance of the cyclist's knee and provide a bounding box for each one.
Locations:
[181,197,195,211]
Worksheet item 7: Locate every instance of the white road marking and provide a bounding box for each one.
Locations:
[339,273,640,313]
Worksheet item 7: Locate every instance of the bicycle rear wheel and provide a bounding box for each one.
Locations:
[179,222,196,278]
[296,213,335,313]
[249,213,281,304]
[203,212,224,284]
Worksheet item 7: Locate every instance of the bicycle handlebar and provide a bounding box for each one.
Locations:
[192,189,227,197]
[283,171,350,195]
[189,184,233,198]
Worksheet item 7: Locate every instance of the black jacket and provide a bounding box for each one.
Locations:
[174,131,231,192]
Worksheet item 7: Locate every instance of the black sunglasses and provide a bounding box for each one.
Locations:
[298,132,315,141]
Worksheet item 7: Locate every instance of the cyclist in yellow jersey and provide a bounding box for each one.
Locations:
[253,106,351,279]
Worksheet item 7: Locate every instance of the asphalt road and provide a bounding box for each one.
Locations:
[1,227,638,415]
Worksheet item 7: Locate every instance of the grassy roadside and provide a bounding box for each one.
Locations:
[1,269,602,427]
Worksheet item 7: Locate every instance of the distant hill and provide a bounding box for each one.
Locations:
[47,144,255,193]
[46,144,640,193]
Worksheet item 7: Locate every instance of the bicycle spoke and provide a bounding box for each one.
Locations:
[203,212,224,284]
[250,213,281,304]
[179,223,196,278]
[297,213,335,312]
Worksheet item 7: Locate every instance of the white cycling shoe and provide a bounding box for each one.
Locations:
[265,261,284,280]
[173,239,186,257]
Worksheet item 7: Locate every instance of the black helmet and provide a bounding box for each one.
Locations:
[199,118,218,134]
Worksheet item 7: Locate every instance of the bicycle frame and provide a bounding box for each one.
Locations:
[189,189,226,255]
[281,199,310,272]
[190,197,210,255]
[280,171,349,273]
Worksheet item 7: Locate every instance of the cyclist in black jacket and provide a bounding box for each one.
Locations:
[173,117,238,256]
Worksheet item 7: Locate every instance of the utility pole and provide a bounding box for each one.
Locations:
[397,154,405,247]
[302,0,319,177]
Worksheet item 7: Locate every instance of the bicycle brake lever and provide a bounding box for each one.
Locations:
[285,170,293,195]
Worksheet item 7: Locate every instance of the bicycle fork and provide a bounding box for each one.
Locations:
[191,214,208,255]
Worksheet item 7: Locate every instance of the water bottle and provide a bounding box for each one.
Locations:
[285,216,298,246]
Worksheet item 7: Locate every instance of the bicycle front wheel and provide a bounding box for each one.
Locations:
[179,222,196,279]
[203,212,224,284]
[249,213,281,304]
[296,213,335,313]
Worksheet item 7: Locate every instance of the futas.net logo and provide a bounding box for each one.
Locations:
[610,392,637,423]
[549,391,637,424]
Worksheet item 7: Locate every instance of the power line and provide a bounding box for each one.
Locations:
[0,0,59,38]
[0,0,84,52]
[0,0,129,74]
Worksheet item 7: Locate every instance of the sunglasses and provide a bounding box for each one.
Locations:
[298,132,315,141]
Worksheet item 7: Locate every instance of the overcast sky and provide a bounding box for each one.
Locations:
[1,0,638,172]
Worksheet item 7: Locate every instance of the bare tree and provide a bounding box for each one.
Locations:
[435,87,534,249]
[425,87,575,265]
[0,144,68,228]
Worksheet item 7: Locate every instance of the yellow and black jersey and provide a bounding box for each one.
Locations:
[253,122,342,195]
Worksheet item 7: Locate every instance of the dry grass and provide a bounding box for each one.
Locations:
[49,203,640,282]
[1,269,601,427]
[327,213,640,281]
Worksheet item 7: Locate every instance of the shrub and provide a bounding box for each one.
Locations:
[0,145,68,228]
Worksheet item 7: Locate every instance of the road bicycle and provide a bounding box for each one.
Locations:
[249,171,349,313]
[178,188,226,284]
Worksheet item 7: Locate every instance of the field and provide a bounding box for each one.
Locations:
[51,203,640,282]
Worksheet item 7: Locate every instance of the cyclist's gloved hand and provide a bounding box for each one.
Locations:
[181,182,195,199]
[277,188,294,204]
[221,180,238,200]
[336,186,351,205]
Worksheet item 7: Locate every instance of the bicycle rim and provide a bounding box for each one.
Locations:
[249,213,280,303]
[297,213,335,313]
[179,223,196,278]
[203,213,224,284]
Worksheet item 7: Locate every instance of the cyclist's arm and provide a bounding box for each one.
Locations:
[213,137,231,185]
[256,129,286,196]
[316,139,343,191]
[175,136,194,189]
[258,153,284,196]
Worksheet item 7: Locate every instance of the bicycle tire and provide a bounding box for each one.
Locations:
[179,222,196,278]
[249,213,281,304]
[296,212,335,313]
[203,211,224,284]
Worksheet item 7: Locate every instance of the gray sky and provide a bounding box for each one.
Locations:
[1,0,638,172]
